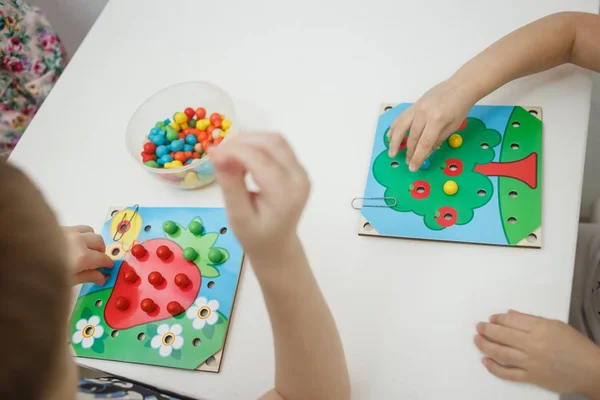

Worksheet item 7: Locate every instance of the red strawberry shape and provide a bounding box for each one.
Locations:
[105,238,201,330]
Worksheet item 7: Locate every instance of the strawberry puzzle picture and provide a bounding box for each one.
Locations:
[70,206,244,371]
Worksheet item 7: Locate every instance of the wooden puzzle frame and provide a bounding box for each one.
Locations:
[358,103,543,248]
[71,206,245,372]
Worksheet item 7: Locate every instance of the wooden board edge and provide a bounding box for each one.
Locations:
[358,215,381,236]
[196,349,223,372]
[519,106,542,121]
[380,103,398,114]
[516,226,542,248]
[195,252,246,372]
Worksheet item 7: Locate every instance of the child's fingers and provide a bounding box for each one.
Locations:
[388,113,413,158]
[490,311,537,333]
[476,322,527,351]
[405,118,426,163]
[217,139,287,198]
[82,232,106,253]
[236,134,308,190]
[407,123,445,172]
[211,146,255,223]
[73,269,107,286]
[235,133,300,175]
[473,334,526,366]
[481,357,527,383]
[91,251,114,269]
[72,225,94,234]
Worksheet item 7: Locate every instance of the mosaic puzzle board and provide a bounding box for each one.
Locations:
[70,206,244,371]
[359,104,543,248]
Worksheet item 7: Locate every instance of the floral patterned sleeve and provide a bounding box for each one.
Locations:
[0,0,66,157]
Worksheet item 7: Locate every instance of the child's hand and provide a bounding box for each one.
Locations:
[387,78,476,171]
[63,226,114,286]
[211,133,310,261]
[474,310,600,396]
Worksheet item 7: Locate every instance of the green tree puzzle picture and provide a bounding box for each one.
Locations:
[362,104,542,247]
[69,206,245,371]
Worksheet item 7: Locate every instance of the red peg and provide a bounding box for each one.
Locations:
[156,245,172,260]
[184,107,195,119]
[141,153,157,163]
[209,112,221,124]
[123,270,138,284]
[131,244,146,259]
[143,142,156,154]
[174,273,190,289]
[148,271,164,286]
[115,296,130,311]
[140,298,156,313]
[167,301,184,316]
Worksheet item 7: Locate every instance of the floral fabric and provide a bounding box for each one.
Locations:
[0,0,66,157]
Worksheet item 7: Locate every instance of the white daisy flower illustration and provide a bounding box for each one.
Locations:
[186,297,220,330]
[72,316,105,349]
[151,324,184,357]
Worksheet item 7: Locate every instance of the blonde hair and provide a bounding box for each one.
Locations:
[0,162,71,399]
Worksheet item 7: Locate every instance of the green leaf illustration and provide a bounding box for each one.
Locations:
[204,324,215,340]
[144,340,152,348]
[81,307,92,320]
[91,339,104,354]
[216,314,227,325]
[198,262,220,278]
[172,349,182,360]
[147,324,158,337]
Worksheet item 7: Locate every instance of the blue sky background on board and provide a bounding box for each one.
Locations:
[361,104,514,245]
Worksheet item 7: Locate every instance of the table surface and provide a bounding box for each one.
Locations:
[10,0,599,399]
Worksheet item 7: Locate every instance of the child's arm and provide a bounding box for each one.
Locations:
[211,134,350,400]
[388,11,600,171]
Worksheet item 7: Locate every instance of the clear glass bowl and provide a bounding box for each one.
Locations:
[126,81,235,189]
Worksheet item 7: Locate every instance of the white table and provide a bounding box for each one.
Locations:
[10,0,598,398]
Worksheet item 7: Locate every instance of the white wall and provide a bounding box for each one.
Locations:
[27,0,107,56]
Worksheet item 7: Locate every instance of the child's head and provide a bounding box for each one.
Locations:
[0,162,76,399]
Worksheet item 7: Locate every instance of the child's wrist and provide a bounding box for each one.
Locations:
[583,348,600,399]
[248,234,304,269]
[448,68,491,106]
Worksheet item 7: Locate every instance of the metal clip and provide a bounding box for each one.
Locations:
[351,197,397,210]
[112,204,139,243]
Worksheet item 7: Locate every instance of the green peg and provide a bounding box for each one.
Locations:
[163,221,178,234]
[188,221,203,236]
[183,247,198,261]
[144,160,159,168]
[208,248,223,264]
